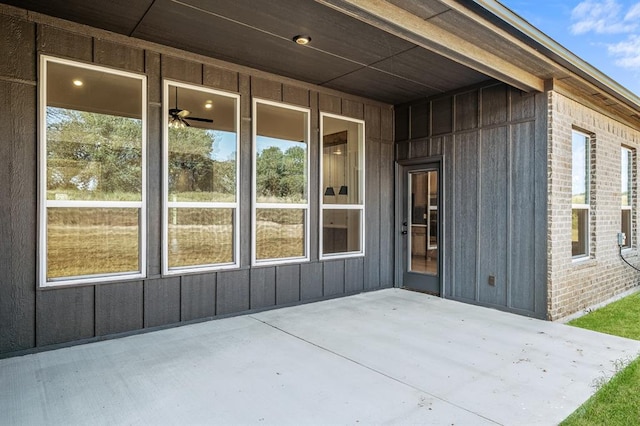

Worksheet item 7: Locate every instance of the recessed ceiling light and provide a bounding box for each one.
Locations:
[205,101,213,109]
[72,79,83,87]
[293,35,311,45]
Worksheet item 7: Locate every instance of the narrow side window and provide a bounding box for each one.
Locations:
[320,113,365,258]
[621,147,634,249]
[571,130,590,259]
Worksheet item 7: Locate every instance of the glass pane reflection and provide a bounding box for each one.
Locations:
[47,208,140,279]
[256,208,305,260]
[168,208,234,268]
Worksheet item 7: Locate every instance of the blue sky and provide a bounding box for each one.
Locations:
[500,0,640,96]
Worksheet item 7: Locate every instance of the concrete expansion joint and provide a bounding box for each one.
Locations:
[247,314,502,425]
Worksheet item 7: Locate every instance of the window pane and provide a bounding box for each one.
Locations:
[168,85,237,202]
[622,148,631,206]
[46,61,143,202]
[46,108,142,201]
[572,132,589,204]
[168,208,234,268]
[256,209,305,260]
[322,209,362,255]
[255,103,308,204]
[572,208,588,257]
[622,209,631,248]
[322,116,364,205]
[47,208,140,279]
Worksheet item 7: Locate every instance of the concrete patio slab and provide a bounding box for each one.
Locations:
[3,288,640,425]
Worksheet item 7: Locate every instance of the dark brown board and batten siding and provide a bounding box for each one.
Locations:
[395,83,547,318]
[0,12,394,357]
[0,14,37,354]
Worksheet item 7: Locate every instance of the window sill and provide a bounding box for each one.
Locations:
[39,272,146,289]
[320,252,365,261]
[252,257,310,267]
[571,256,597,269]
[163,262,240,276]
[621,247,637,257]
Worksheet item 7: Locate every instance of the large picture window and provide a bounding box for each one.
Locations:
[163,81,240,273]
[252,100,310,265]
[572,130,590,259]
[621,147,633,249]
[39,56,146,286]
[320,113,365,258]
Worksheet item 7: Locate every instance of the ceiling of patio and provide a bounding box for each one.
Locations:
[3,0,496,105]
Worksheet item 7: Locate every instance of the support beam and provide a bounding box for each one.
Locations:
[315,0,545,93]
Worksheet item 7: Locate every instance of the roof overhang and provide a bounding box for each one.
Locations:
[2,0,639,126]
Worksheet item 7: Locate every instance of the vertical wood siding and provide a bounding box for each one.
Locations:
[250,267,276,310]
[96,281,144,336]
[0,12,395,356]
[180,274,217,322]
[396,83,547,318]
[0,13,37,354]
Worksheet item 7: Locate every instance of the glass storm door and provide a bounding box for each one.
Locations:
[401,165,440,295]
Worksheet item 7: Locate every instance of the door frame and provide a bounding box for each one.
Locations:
[394,156,445,296]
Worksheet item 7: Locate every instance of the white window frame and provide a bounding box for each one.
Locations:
[621,146,633,250]
[38,55,147,287]
[571,130,591,261]
[162,80,241,275]
[252,99,311,266]
[319,112,365,260]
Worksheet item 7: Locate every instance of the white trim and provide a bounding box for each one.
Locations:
[46,200,143,208]
[252,98,311,266]
[320,204,364,210]
[319,112,366,259]
[162,80,241,275]
[40,271,145,288]
[571,205,590,260]
[38,55,147,287]
[621,146,634,249]
[571,130,591,259]
[571,203,589,210]
[163,262,238,276]
[167,202,237,209]
[255,202,310,209]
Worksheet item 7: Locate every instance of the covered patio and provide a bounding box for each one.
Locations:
[4,288,640,425]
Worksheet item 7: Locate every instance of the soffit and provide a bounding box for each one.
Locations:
[2,0,491,105]
[8,0,636,125]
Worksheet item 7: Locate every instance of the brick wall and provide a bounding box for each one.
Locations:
[547,90,640,319]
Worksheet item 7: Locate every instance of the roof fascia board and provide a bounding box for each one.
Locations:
[314,0,544,93]
[470,0,640,112]
[550,79,640,129]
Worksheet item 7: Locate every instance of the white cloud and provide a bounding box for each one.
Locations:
[571,0,640,70]
[570,0,639,34]
[625,3,640,20]
[608,34,640,69]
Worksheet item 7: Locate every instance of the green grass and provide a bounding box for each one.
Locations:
[560,292,640,425]
[568,293,640,340]
[561,358,640,425]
